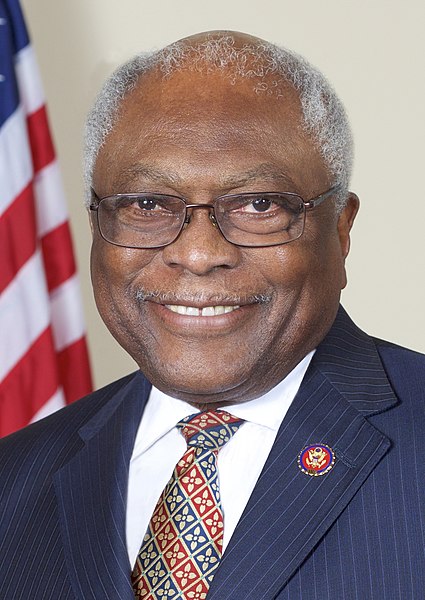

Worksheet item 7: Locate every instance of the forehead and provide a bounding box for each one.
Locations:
[93,68,329,195]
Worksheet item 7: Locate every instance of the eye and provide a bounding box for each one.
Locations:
[111,195,184,227]
[238,195,281,214]
[135,197,161,211]
[117,195,173,216]
[243,196,274,213]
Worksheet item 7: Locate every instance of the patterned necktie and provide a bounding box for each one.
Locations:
[131,410,244,599]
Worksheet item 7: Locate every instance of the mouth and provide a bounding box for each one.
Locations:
[164,304,240,316]
[135,289,271,333]
[134,289,273,336]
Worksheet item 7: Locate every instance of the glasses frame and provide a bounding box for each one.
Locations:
[89,184,341,249]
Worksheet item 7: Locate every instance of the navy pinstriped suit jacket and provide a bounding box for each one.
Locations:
[0,306,424,599]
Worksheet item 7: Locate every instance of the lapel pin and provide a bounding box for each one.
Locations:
[298,444,335,476]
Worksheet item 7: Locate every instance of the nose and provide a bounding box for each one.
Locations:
[161,206,240,275]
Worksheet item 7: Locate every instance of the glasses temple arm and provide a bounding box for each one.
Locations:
[303,184,342,209]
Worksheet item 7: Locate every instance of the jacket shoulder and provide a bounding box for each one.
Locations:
[374,338,425,397]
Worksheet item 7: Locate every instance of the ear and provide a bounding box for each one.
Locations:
[88,210,96,238]
[337,192,359,259]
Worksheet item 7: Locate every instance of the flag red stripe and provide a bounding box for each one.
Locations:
[26,105,55,173]
[0,328,59,437]
[0,183,36,292]
[0,187,77,294]
[57,337,93,404]
[2,27,93,437]
[41,221,77,292]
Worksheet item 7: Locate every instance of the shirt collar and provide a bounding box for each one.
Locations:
[224,350,314,430]
[133,350,314,455]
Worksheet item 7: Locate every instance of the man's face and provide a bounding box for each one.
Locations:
[91,68,358,407]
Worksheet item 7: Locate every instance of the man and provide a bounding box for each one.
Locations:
[0,31,424,599]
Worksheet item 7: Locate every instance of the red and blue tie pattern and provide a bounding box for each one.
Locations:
[131,410,244,599]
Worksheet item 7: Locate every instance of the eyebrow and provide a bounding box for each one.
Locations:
[116,165,181,188]
[115,163,299,192]
[221,165,298,190]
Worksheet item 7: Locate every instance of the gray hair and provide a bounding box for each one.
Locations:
[84,34,353,211]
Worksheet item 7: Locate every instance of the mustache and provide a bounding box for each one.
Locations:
[135,289,272,305]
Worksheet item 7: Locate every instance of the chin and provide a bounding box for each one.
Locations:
[142,361,247,403]
[160,374,239,398]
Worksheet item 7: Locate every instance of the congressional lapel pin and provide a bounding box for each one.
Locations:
[298,444,335,476]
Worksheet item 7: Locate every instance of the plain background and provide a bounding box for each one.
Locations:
[20,0,425,389]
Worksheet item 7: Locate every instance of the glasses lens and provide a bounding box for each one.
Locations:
[97,194,185,248]
[215,193,305,246]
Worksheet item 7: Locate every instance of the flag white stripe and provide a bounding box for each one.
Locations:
[50,275,86,352]
[30,387,66,423]
[0,251,50,382]
[0,105,33,216]
[15,45,45,115]
[1,16,92,435]
[34,161,69,237]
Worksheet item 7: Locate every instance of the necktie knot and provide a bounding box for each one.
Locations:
[177,410,244,451]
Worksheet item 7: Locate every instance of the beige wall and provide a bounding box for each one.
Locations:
[21,0,425,389]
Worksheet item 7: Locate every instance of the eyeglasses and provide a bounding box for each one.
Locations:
[89,184,340,249]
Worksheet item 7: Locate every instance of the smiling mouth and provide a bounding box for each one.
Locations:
[164,304,240,316]
[135,290,272,318]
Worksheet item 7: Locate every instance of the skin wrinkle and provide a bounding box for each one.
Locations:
[108,164,301,199]
[90,32,359,409]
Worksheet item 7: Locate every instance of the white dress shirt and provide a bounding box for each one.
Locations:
[126,351,314,566]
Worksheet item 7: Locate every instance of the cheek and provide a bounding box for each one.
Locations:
[263,230,345,315]
[90,241,166,366]
[90,239,156,322]
[256,237,344,363]
[263,242,325,292]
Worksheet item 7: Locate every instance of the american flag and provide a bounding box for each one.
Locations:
[0,0,92,436]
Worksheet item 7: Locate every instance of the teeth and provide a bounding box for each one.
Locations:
[165,304,240,316]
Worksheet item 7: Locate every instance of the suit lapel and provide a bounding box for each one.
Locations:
[53,372,151,600]
[208,306,398,599]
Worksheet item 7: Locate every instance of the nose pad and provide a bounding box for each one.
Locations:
[209,212,218,227]
[183,204,217,229]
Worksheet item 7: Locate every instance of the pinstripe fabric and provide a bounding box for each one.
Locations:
[0,306,424,599]
[0,371,147,600]
[206,309,425,599]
